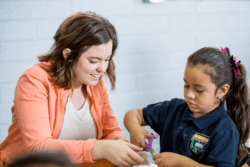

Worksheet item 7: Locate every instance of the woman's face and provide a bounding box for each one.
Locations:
[183,63,221,118]
[72,40,113,88]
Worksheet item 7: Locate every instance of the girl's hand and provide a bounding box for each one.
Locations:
[123,108,158,149]
[153,152,183,167]
[153,152,213,167]
[91,140,144,167]
[129,125,158,148]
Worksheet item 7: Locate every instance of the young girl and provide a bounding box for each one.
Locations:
[124,47,250,167]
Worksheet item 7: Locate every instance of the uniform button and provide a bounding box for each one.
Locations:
[184,134,187,138]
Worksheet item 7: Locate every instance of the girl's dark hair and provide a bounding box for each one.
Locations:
[187,47,250,164]
[37,12,118,90]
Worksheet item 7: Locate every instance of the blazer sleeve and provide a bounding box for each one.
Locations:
[98,78,126,140]
[14,67,96,164]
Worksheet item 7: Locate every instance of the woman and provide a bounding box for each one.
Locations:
[0,12,144,167]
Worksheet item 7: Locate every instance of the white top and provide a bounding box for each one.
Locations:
[57,97,96,140]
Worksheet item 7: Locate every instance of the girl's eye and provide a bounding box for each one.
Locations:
[105,59,111,62]
[196,90,204,93]
[90,61,97,64]
[184,85,189,88]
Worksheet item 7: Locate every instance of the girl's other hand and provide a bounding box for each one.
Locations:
[130,126,158,149]
[153,152,183,167]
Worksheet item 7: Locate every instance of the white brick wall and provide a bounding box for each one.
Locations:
[1,0,250,159]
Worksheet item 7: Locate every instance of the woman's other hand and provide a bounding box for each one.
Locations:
[91,140,144,167]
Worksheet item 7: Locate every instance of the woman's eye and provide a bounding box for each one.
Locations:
[105,59,110,62]
[90,61,97,64]
[184,85,189,88]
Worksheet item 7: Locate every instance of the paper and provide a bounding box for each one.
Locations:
[134,163,158,167]
[137,151,150,165]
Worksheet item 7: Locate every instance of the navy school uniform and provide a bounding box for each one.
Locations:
[143,98,239,167]
[245,153,250,166]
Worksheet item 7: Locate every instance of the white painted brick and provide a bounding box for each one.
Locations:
[136,91,171,107]
[0,0,71,20]
[229,47,250,65]
[37,19,64,39]
[196,14,225,31]
[37,39,55,54]
[72,0,136,16]
[0,0,250,146]
[196,32,250,48]
[0,61,38,83]
[136,1,197,15]
[116,53,175,74]
[116,74,137,93]
[113,112,126,132]
[136,54,169,72]
[138,33,196,53]
[224,14,250,31]
[0,39,53,62]
[195,13,250,31]
[115,54,137,74]
[109,91,176,112]
[0,104,12,125]
[197,1,250,13]
[0,84,16,104]
[0,21,36,41]
[111,15,169,35]
[115,35,138,54]
[134,16,168,34]
[137,70,184,92]
[168,50,194,70]
[0,125,10,143]
[109,93,145,112]
[166,14,197,32]
[167,89,185,100]
[103,77,112,93]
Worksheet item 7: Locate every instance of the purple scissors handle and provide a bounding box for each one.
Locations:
[143,133,154,149]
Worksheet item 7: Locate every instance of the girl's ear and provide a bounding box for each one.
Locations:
[217,84,230,99]
[62,48,71,60]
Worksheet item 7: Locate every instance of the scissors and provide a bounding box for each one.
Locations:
[143,133,155,157]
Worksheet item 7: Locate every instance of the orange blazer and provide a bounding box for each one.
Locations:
[0,62,125,166]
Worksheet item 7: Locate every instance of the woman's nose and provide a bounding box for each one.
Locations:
[97,62,107,73]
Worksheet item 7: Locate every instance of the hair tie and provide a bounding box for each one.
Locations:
[221,47,241,78]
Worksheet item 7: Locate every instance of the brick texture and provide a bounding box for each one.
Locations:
[1,1,250,158]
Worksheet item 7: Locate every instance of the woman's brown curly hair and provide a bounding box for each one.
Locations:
[187,47,250,165]
[37,12,118,90]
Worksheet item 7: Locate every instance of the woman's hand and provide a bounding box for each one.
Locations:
[91,140,144,167]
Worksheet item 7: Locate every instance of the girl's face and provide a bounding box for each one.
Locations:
[183,63,221,118]
[72,40,113,88]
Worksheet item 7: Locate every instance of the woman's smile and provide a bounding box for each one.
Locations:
[90,74,101,79]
